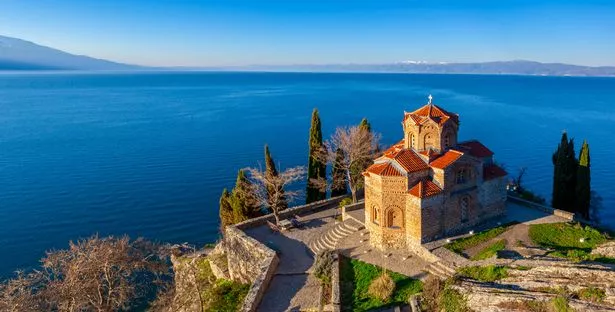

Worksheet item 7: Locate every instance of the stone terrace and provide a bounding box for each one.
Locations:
[238,198,573,311]
[243,203,344,311]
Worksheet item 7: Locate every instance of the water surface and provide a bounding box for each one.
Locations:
[1,72,613,278]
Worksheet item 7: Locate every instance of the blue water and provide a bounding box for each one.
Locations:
[1,72,614,278]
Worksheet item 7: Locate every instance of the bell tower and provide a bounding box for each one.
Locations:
[403,95,459,153]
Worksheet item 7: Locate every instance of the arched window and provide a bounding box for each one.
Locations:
[410,133,415,148]
[386,206,403,229]
[424,133,435,150]
[372,205,379,224]
[460,196,470,222]
[456,168,470,184]
[445,133,452,147]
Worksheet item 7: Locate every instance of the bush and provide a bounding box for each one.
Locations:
[458,265,508,282]
[440,287,471,312]
[420,275,443,311]
[313,250,336,284]
[550,296,574,312]
[577,286,606,303]
[339,197,353,209]
[367,273,395,301]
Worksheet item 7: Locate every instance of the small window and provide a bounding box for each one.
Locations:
[410,134,415,148]
[373,206,379,224]
[460,197,469,222]
[445,133,451,147]
[456,169,467,184]
[387,207,403,229]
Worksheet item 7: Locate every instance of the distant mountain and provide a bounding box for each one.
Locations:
[0,35,140,70]
[212,60,615,77]
[2,35,614,76]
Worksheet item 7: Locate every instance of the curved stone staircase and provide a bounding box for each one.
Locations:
[309,219,365,254]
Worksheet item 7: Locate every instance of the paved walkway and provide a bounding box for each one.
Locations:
[336,228,430,279]
[244,205,341,311]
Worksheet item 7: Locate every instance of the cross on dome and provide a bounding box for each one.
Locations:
[428,94,433,104]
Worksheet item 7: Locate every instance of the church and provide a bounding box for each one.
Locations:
[363,96,508,250]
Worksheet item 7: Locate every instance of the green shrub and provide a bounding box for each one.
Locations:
[458,265,508,282]
[313,250,336,284]
[577,286,606,303]
[471,239,507,260]
[339,197,353,209]
[368,273,395,301]
[445,222,517,254]
[440,287,471,312]
[550,296,574,312]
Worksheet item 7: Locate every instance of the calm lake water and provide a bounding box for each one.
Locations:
[1,72,614,278]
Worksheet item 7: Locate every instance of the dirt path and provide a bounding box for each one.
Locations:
[464,224,545,259]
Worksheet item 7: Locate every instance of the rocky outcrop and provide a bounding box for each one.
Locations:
[593,241,615,258]
[168,254,205,312]
[458,262,615,311]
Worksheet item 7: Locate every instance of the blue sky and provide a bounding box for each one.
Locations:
[1,0,614,66]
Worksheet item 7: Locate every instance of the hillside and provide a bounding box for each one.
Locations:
[0,35,139,70]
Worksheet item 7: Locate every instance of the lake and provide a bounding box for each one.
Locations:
[0,71,613,278]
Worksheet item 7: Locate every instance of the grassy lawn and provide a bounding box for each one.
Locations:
[471,239,506,260]
[445,222,517,255]
[458,265,508,282]
[340,257,422,312]
[191,257,250,312]
[529,222,615,263]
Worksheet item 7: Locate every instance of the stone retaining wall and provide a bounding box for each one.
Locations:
[507,195,575,221]
[341,200,364,221]
[240,253,279,312]
[330,252,341,312]
[234,195,348,230]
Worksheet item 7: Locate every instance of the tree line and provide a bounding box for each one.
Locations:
[219,109,380,228]
[552,132,592,219]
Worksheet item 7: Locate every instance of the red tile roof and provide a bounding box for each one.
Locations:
[404,103,459,126]
[430,150,464,169]
[366,162,404,177]
[484,164,507,180]
[458,140,494,158]
[390,149,429,173]
[408,179,442,198]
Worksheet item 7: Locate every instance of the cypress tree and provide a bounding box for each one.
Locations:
[306,109,327,203]
[552,133,568,209]
[331,147,348,197]
[230,169,262,222]
[265,145,287,210]
[350,118,373,191]
[219,188,234,230]
[563,138,578,211]
[359,118,371,132]
[575,140,591,219]
[551,132,578,212]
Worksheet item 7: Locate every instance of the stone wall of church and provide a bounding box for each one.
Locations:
[478,176,507,219]
[368,175,408,250]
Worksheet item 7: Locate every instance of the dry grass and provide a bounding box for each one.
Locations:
[367,273,395,301]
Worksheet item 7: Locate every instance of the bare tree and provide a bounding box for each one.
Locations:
[315,126,380,203]
[0,270,45,312]
[244,165,306,225]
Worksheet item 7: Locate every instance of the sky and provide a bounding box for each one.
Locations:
[1,0,614,67]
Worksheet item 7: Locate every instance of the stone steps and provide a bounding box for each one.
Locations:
[426,261,455,280]
[310,220,365,254]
